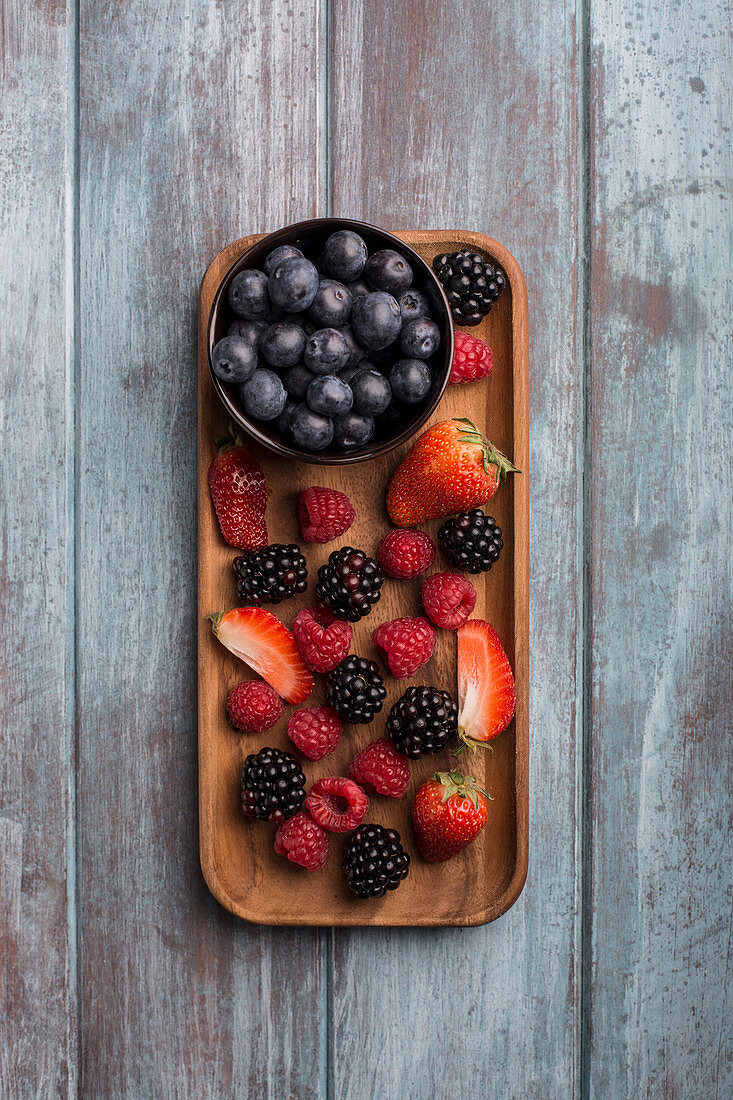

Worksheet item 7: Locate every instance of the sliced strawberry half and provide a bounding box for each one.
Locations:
[457,619,515,749]
[209,607,313,705]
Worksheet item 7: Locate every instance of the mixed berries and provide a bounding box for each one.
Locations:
[207,237,521,897]
[212,231,445,453]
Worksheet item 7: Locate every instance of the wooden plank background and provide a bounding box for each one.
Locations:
[0,0,730,1097]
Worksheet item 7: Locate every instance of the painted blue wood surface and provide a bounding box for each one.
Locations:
[0,0,730,1097]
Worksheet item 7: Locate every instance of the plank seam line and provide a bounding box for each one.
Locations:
[320,0,333,219]
[65,0,82,1093]
[319,3,334,1097]
[578,0,593,1093]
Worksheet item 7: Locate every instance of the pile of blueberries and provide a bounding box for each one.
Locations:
[210,229,442,452]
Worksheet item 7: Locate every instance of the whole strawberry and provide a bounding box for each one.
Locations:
[449,331,494,385]
[386,418,518,526]
[412,770,489,862]
[208,426,268,549]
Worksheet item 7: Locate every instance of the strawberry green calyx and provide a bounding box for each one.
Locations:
[208,610,225,632]
[214,423,247,451]
[452,417,521,478]
[434,770,488,810]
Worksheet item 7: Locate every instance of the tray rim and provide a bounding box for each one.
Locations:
[198,228,529,927]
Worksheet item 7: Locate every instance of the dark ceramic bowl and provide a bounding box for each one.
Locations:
[207,218,453,465]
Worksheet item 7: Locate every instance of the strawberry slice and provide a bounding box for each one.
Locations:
[457,619,515,749]
[209,607,313,705]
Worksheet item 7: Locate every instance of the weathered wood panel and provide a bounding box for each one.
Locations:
[76,2,327,1095]
[330,2,583,1095]
[0,0,77,1096]
[588,1,732,1096]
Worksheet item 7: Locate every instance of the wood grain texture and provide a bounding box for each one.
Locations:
[0,0,77,1095]
[330,0,582,1093]
[198,230,529,927]
[588,2,732,1097]
[76,1,326,1095]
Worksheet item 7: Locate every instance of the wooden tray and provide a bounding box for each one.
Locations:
[198,230,528,926]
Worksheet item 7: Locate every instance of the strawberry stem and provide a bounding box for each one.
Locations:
[452,419,520,478]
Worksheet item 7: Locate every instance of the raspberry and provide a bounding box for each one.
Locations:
[274,812,329,871]
[372,616,436,679]
[297,486,356,543]
[449,331,494,384]
[306,777,369,833]
[291,606,352,673]
[422,572,477,630]
[377,529,436,579]
[347,738,410,798]
[226,680,283,733]
[287,706,342,760]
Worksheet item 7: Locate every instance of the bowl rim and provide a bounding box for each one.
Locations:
[206,217,454,465]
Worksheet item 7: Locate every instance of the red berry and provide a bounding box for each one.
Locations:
[226,680,283,733]
[449,331,494,385]
[287,706,342,760]
[291,606,353,673]
[372,616,436,678]
[274,812,329,871]
[208,429,268,549]
[306,777,369,833]
[297,486,356,543]
[422,572,477,630]
[377,528,436,579]
[347,738,410,798]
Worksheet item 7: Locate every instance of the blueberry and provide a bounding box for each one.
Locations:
[260,322,307,370]
[304,328,351,374]
[309,279,353,328]
[275,397,297,436]
[238,368,287,421]
[307,374,354,417]
[321,230,368,281]
[400,317,441,359]
[228,268,270,320]
[228,318,266,345]
[351,292,402,350]
[290,403,334,451]
[351,368,392,415]
[268,256,319,312]
[333,411,375,448]
[339,363,365,386]
[398,288,430,323]
[211,335,258,384]
[389,358,431,404]
[284,364,315,400]
[263,244,303,277]
[340,325,369,368]
[364,249,413,296]
[346,278,370,299]
[279,312,310,329]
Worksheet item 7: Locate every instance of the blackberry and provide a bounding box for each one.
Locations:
[326,656,386,724]
[438,510,503,573]
[386,686,458,758]
[432,249,506,326]
[233,543,308,605]
[343,824,411,898]
[241,746,306,823]
[315,546,384,622]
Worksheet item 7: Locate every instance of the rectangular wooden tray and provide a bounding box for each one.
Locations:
[198,230,528,926]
